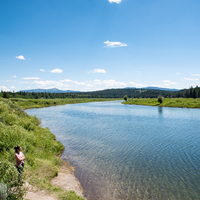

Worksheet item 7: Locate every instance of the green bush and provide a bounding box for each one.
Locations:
[0,161,25,199]
[158,96,163,104]
[0,98,65,198]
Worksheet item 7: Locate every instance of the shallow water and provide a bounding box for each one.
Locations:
[26,101,200,200]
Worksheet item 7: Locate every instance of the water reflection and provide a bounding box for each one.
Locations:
[158,106,163,115]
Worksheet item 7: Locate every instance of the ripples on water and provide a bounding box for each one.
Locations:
[26,101,200,200]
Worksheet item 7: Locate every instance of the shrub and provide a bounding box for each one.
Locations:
[158,96,163,104]
[124,95,128,101]
[0,161,25,199]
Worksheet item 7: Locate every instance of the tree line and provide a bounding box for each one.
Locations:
[0,86,200,99]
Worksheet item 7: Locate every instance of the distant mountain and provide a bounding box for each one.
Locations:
[20,87,179,94]
[142,87,179,91]
[125,87,179,91]
[20,88,80,93]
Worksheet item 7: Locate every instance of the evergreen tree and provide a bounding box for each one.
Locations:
[3,92,9,99]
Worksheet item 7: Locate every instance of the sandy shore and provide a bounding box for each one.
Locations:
[25,161,84,200]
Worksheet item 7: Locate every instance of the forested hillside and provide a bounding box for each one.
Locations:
[0,86,199,99]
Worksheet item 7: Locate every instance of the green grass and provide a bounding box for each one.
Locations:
[10,98,121,109]
[0,97,85,199]
[122,98,200,108]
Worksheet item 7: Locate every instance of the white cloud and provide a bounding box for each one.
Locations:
[51,68,63,73]
[150,84,163,88]
[163,80,177,85]
[104,41,127,48]
[90,69,106,73]
[10,86,15,89]
[73,81,94,87]
[16,55,25,60]
[34,78,125,89]
[191,74,200,76]
[163,80,171,83]
[176,73,181,75]
[108,0,122,4]
[184,78,198,81]
[34,80,64,87]
[0,86,9,91]
[11,75,17,78]
[60,79,72,83]
[33,79,94,88]
[129,81,146,88]
[40,69,46,72]
[22,77,40,80]
[94,79,126,87]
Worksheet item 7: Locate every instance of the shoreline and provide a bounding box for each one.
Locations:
[0,97,86,200]
[123,102,200,109]
[24,106,87,199]
[25,160,85,200]
[11,98,122,110]
[122,98,200,109]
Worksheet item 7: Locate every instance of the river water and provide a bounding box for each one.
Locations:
[26,101,200,200]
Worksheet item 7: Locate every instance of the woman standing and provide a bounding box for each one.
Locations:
[14,145,25,174]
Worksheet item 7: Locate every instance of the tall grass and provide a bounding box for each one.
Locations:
[122,98,200,108]
[11,98,120,109]
[0,98,85,199]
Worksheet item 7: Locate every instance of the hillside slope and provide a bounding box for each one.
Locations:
[0,98,84,199]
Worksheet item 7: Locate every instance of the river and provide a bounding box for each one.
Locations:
[26,101,200,200]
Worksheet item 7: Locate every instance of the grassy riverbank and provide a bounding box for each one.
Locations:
[0,97,85,199]
[122,98,200,108]
[10,98,121,109]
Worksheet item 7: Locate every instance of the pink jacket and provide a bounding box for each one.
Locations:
[15,152,24,167]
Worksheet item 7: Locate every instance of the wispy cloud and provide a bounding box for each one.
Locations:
[16,55,25,60]
[34,79,94,88]
[104,41,127,48]
[129,81,146,88]
[191,74,200,76]
[51,68,63,73]
[22,77,40,80]
[19,81,30,84]
[150,84,163,88]
[90,69,106,73]
[40,69,46,72]
[34,80,64,87]
[60,79,72,83]
[73,81,94,87]
[108,0,122,4]
[34,79,126,89]
[94,79,126,87]
[11,75,17,78]
[176,73,181,75]
[184,78,198,81]
[163,80,177,85]
[163,80,171,83]
[0,86,9,91]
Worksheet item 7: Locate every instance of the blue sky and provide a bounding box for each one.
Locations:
[0,0,200,91]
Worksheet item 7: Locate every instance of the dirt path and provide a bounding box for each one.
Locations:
[25,191,57,200]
